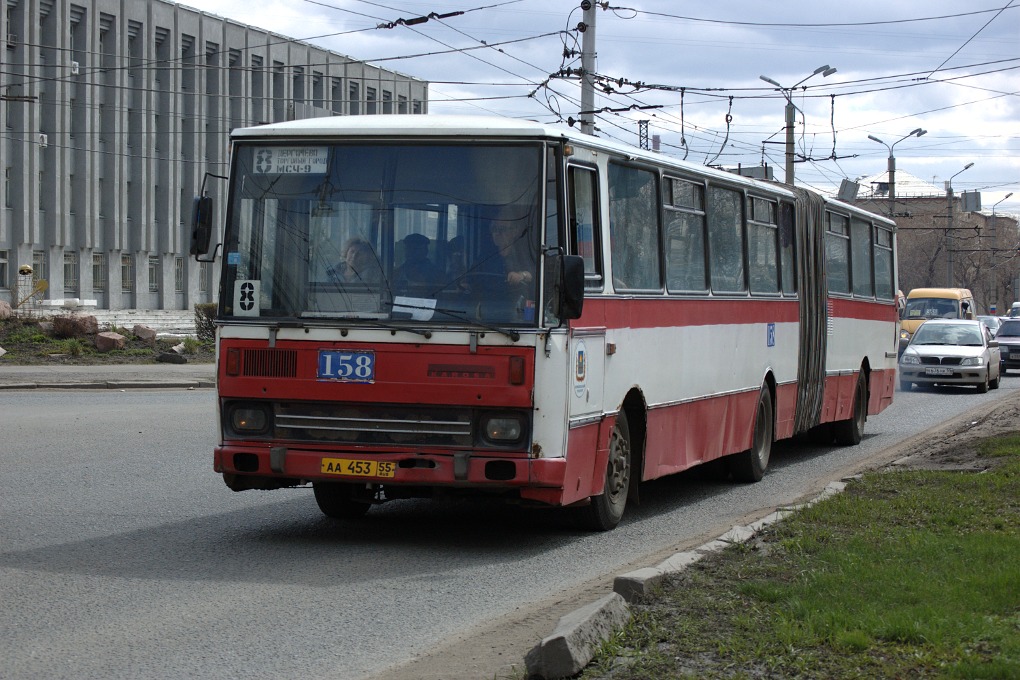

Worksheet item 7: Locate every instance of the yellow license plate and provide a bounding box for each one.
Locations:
[321,458,396,478]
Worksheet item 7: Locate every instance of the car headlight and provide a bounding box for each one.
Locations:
[900,329,910,341]
[900,354,921,365]
[959,357,982,367]
[482,415,524,442]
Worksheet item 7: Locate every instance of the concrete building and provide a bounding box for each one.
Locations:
[1,0,427,312]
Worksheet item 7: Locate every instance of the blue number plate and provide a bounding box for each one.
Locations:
[317,350,375,383]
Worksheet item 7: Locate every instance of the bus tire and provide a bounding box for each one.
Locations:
[834,372,867,446]
[729,386,773,483]
[313,482,371,519]
[581,411,631,531]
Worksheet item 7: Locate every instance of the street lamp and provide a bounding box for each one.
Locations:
[867,128,927,218]
[760,64,837,185]
[991,192,1013,239]
[946,162,975,287]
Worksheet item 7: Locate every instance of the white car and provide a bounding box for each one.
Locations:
[899,319,1001,393]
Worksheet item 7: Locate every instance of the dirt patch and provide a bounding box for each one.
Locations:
[880,391,1020,473]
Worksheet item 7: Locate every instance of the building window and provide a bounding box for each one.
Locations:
[349,82,360,115]
[32,250,47,286]
[366,87,377,114]
[199,261,209,293]
[0,249,8,288]
[4,167,10,208]
[63,251,79,293]
[148,255,160,292]
[174,256,185,292]
[39,171,44,210]
[93,253,107,292]
[121,254,134,291]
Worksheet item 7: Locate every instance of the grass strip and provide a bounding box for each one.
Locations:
[579,435,1020,680]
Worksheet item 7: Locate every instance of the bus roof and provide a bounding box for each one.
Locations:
[231,114,893,227]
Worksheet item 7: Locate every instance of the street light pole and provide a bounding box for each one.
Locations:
[991,192,1013,239]
[946,162,975,287]
[867,128,926,218]
[760,64,837,185]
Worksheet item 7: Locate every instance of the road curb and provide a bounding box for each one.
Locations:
[0,380,215,390]
[523,480,849,680]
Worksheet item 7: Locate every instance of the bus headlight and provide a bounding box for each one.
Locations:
[483,416,523,442]
[229,404,271,434]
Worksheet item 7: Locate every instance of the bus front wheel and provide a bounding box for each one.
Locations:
[313,482,371,519]
[581,411,632,531]
[729,386,773,483]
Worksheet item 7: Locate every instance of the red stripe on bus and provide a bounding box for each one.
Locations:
[575,295,896,329]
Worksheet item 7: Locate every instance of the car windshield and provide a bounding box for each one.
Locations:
[903,297,960,320]
[912,324,984,346]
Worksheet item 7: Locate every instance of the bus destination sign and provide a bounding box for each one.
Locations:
[253,147,328,174]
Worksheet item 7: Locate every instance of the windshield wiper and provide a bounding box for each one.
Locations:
[386,299,520,341]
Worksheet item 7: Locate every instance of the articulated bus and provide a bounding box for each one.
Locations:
[191,115,898,531]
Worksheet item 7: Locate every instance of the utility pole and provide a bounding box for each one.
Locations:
[579,1,597,136]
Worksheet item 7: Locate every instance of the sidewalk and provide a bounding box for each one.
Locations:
[0,362,216,390]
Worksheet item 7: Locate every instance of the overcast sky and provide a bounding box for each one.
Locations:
[181,0,1020,215]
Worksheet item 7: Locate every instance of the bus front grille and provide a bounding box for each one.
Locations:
[274,403,473,446]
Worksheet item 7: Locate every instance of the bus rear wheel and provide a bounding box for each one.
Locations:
[580,411,631,531]
[313,482,371,519]
[729,386,773,483]
[834,372,867,446]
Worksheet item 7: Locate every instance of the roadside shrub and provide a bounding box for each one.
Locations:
[182,337,202,354]
[194,302,217,342]
[52,314,94,339]
[53,338,89,357]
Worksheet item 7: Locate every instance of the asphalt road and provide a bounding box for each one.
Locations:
[1,380,1016,679]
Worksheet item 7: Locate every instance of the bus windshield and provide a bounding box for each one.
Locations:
[220,142,547,327]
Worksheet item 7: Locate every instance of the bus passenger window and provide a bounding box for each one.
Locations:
[826,212,850,294]
[608,163,661,291]
[851,217,874,297]
[779,202,797,295]
[664,177,707,293]
[706,185,746,293]
[748,196,779,295]
[874,226,894,299]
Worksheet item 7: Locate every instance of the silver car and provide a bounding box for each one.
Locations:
[899,319,1001,393]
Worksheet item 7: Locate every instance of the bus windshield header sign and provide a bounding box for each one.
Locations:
[254,146,328,174]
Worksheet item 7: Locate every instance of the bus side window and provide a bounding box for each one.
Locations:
[608,162,661,291]
[568,165,603,291]
[873,226,894,299]
[706,185,746,293]
[851,216,874,297]
[747,196,779,295]
[825,212,850,294]
[664,177,707,293]
[779,201,797,295]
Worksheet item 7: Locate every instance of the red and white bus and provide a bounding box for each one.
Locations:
[192,115,898,530]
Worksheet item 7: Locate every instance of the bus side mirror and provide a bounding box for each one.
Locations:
[190,195,213,256]
[560,255,585,320]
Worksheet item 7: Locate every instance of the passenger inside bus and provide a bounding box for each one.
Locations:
[394,233,443,291]
[330,237,383,285]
